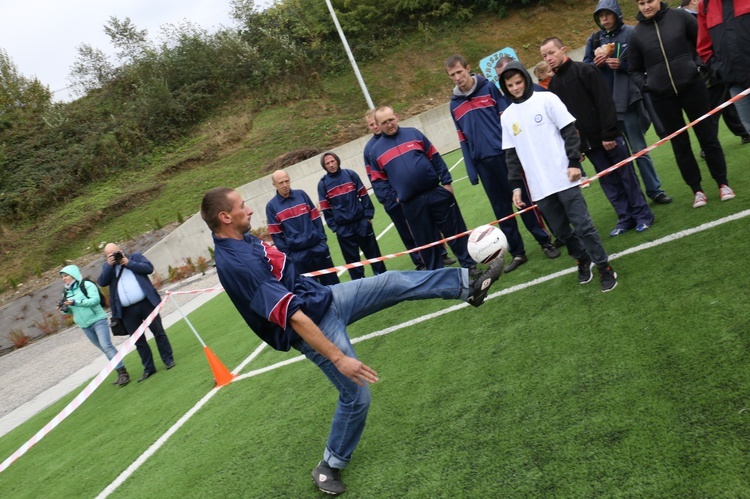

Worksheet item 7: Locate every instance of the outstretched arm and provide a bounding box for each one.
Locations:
[289,310,378,386]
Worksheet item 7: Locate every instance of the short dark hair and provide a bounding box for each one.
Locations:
[541,37,564,49]
[502,69,524,82]
[679,0,693,7]
[445,54,468,70]
[201,187,235,232]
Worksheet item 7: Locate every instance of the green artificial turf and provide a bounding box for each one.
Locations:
[1,123,749,497]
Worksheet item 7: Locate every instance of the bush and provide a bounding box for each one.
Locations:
[9,328,30,349]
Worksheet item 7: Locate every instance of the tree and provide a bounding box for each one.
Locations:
[0,48,51,125]
[69,44,115,96]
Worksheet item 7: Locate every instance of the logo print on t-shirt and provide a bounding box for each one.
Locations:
[512,122,522,136]
[534,114,543,123]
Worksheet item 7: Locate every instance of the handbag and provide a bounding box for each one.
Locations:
[110,318,128,336]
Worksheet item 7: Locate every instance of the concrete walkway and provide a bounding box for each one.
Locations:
[0,269,223,438]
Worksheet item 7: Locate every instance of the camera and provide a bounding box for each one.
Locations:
[113,251,124,264]
[57,299,69,313]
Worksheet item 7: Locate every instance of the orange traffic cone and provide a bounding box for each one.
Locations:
[204,346,236,387]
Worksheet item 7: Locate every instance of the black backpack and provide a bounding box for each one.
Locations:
[80,278,109,309]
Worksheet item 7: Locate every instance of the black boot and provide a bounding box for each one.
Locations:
[114,367,130,386]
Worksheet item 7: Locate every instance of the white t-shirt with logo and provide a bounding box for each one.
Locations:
[501,91,578,202]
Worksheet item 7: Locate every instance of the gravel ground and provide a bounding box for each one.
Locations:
[0,269,222,429]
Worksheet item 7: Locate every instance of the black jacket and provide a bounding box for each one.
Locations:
[698,0,750,86]
[548,57,620,151]
[629,2,703,96]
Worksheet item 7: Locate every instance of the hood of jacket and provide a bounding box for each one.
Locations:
[636,1,669,23]
[594,0,624,32]
[60,264,82,283]
[320,151,342,172]
[498,60,535,104]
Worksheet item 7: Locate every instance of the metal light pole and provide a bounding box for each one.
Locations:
[324,0,374,109]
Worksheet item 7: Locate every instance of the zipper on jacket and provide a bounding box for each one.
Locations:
[654,19,679,95]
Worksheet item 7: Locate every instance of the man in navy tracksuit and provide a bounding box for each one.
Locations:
[363,110,453,270]
[318,151,386,280]
[266,170,340,286]
[446,54,558,272]
[370,105,476,272]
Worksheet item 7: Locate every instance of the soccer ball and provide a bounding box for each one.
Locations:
[467,225,508,264]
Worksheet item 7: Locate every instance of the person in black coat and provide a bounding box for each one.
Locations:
[629,0,735,207]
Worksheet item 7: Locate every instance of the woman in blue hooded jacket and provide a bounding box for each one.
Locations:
[59,264,130,386]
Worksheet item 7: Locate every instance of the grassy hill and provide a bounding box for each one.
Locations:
[0,0,630,294]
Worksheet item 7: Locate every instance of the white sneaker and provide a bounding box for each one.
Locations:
[692,191,707,208]
[719,184,735,202]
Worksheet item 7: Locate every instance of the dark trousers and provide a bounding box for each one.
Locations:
[650,79,729,192]
[536,186,608,266]
[384,203,422,266]
[121,299,174,373]
[401,187,473,270]
[586,136,653,229]
[708,81,749,138]
[336,221,387,280]
[475,155,551,257]
[293,245,340,286]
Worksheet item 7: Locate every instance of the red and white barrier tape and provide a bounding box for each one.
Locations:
[0,301,165,473]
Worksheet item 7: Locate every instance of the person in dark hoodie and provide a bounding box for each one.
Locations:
[583,0,673,205]
[499,61,618,292]
[317,151,386,280]
[445,54,559,273]
[629,0,735,208]
[542,36,654,237]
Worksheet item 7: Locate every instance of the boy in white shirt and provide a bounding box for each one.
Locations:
[499,60,617,292]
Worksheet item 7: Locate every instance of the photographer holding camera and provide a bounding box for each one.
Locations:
[98,243,175,383]
[59,265,130,386]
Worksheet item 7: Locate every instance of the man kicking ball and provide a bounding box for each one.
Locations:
[200,187,504,495]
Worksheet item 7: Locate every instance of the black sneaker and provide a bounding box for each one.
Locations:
[504,254,528,273]
[653,192,673,205]
[312,461,346,495]
[577,259,593,284]
[468,265,482,279]
[599,265,618,293]
[467,258,504,307]
[541,242,561,259]
[742,135,750,145]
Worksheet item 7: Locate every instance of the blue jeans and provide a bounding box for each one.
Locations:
[293,269,469,469]
[729,85,750,138]
[620,108,664,200]
[81,318,124,370]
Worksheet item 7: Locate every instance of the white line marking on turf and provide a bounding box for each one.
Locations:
[97,341,267,498]
[100,209,750,496]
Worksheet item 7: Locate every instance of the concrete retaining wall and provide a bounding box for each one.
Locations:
[143,103,462,276]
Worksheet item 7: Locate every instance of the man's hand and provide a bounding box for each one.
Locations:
[442,184,454,195]
[290,310,379,386]
[605,58,621,70]
[602,140,616,151]
[512,189,525,209]
[593,53,608,66]
[334,357,379,386]
[568,168,582,182]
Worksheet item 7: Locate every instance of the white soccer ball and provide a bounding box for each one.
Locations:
[467,225,508,264]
